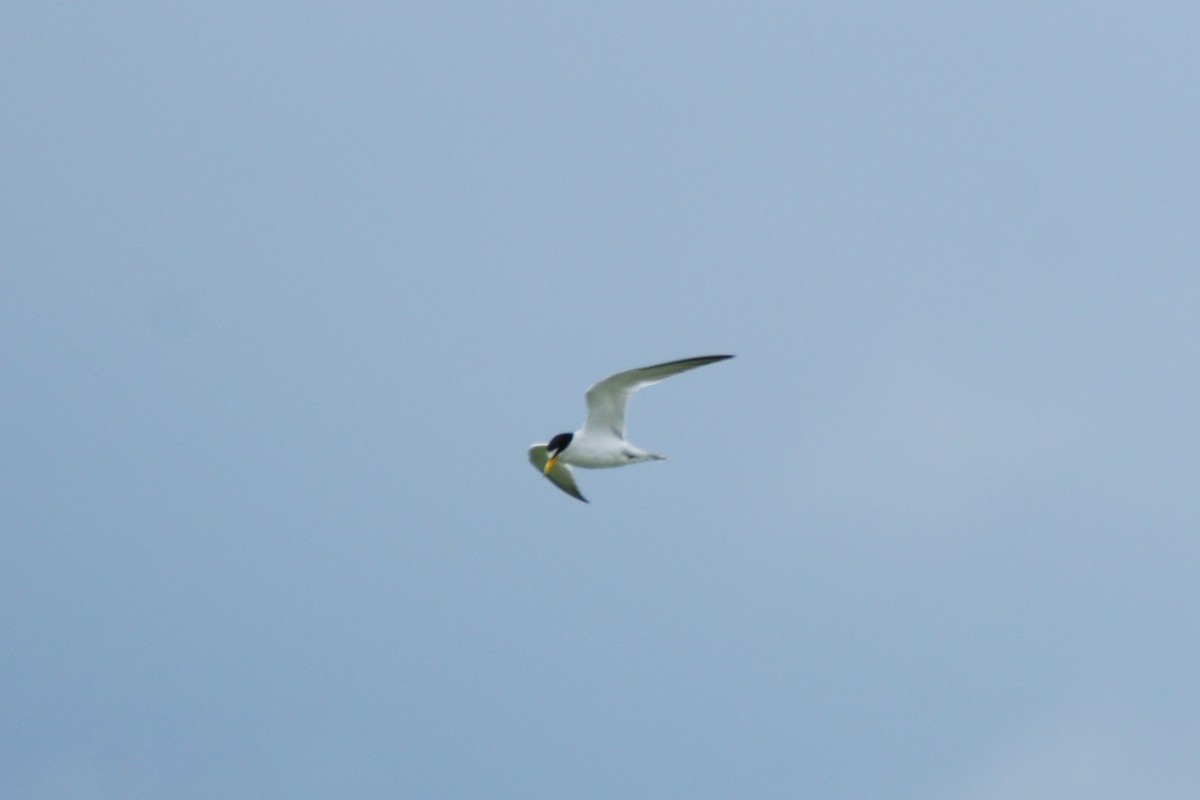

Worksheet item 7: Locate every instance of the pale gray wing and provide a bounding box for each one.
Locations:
[581,355,734,439]
[528,444,588,503]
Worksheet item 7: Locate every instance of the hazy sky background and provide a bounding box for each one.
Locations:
[3,3,1198,798]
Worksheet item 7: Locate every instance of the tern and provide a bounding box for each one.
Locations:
[528,354,734,502]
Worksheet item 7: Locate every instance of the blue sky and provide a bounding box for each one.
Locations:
[3,3,1199,798]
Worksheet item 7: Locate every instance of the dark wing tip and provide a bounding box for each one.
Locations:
[684,354,735,365]
[642,354,735,372]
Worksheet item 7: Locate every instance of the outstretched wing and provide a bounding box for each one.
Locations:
[582,355,734,440]
[528,444,588,503]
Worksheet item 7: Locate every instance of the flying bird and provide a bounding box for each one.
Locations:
[528,354,734,502]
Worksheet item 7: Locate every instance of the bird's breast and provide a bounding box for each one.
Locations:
[561,435,652,469]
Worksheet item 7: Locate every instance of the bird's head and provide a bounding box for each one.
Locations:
[543,432,574,475]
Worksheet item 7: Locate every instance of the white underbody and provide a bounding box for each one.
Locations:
[558,431,665,469]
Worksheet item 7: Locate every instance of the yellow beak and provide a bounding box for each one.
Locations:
[543,454,558,475]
